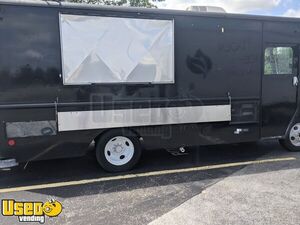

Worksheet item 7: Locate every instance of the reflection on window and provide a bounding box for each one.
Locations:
[264,47,293,75]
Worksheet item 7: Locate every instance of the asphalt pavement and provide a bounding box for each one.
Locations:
[0,140,299,225]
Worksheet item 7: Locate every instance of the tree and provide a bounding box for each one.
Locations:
[67,0,164,8]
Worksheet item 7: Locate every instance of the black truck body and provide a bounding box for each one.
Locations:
[0,0,299,171]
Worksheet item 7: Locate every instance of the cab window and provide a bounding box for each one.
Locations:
[264,47,294,75]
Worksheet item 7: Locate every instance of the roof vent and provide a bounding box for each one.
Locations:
[186,6,226,13]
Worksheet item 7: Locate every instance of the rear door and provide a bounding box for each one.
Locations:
[262,21,299,137]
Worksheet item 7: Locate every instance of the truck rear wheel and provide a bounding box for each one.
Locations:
[279,123,300,152]
[95,129,142,172]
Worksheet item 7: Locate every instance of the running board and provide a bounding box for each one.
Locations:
[0,159,19,169]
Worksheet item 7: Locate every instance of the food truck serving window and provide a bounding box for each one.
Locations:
[59,14,175,85]
[264,47,294,75]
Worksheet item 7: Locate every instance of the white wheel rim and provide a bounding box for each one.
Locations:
[104,136,135,166]
[289,123,300,147]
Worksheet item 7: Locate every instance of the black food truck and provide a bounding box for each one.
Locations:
[0,0,300,172]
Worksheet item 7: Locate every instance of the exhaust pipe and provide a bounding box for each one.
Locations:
[179,147,186,153]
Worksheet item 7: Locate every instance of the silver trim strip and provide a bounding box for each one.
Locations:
[58,105,231,132]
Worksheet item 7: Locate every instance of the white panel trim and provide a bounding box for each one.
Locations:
[58,105,231,132]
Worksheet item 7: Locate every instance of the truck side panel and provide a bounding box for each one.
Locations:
[0,4,262,162]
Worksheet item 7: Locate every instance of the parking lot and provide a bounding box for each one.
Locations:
[0,140,300,225]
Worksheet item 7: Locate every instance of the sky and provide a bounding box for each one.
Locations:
[154,0,300,17]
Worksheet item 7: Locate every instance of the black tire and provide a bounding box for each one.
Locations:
[95,129,142,172]
[279,123,300,152]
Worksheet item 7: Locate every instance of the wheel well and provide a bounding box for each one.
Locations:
[92,128,141,146]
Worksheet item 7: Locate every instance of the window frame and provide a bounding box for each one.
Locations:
[59,13,175,86]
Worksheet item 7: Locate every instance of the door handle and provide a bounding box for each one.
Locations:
[293,76,298,87]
